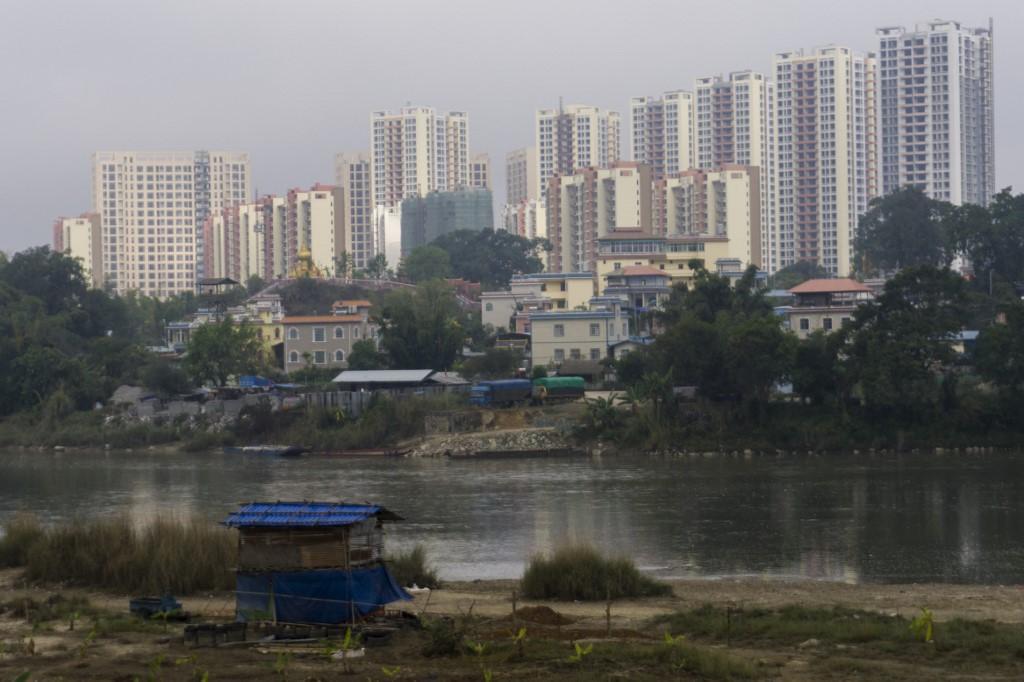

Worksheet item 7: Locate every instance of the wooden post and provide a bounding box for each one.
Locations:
[605,586,611,637]
[512,589,518,629]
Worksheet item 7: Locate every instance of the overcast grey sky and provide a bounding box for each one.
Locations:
[0,0,1018,254]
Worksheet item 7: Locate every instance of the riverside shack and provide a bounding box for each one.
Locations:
[223,502,411,625]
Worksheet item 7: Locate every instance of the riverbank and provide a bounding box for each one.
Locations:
[3,569,1024,680]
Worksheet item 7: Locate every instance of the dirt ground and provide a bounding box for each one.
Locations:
[3,570,1024,680]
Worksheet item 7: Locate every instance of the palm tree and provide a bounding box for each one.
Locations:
[334,251,351,282]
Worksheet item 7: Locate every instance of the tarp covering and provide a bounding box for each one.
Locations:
[235,565,412,624]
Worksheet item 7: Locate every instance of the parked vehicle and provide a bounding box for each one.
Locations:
[469,379,533,407]
[531,376,586,404]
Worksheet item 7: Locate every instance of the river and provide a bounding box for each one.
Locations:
[1,449,1022,584]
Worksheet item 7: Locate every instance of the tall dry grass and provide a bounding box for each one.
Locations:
[520,544,671,601]
[0,513,45,567]
[1,514,237,594]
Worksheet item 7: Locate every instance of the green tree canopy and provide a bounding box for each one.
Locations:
[346,339,389,371]
[430,229,547,289]
[184,318,265,387]
[376,280,464,370]
[854,187,951,275]
[397,245,452,283]
[946,189,1024,295]
[975,301,1024,398]
[770,261,830,290]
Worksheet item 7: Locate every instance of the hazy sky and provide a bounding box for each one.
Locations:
[0,0,1018,254]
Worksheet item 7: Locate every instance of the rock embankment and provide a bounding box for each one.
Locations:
[407,428,579,457]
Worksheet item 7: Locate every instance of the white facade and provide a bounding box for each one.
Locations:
[370,106,470,208]
[630,91,695,178]
[469,152,491,190]
[53,213,102,288]
[92,150,250,296]
[535,104,621,200]
[506,147,538,204]
[334,151,376,269]
[773,47,877,276]
[877,19,995,206]
[694,72,777,272]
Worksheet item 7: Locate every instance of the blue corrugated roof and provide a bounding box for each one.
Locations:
[223,502,400,528]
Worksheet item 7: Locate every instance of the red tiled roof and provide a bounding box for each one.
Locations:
[619,265,667,277]
[788,278,872,294]
[332,299,372,308]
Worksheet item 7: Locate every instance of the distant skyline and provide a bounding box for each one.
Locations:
[0,0,1017,254]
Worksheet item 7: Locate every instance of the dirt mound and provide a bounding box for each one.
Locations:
[514,605,576,626]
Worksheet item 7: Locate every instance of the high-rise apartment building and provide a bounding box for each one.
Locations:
[203,195,286,283]
[630,91,695,178]
[335,151,375,269]
[547,163,652,273]
[877,19,995,206]
[400,188,494,256]
[92,151,250,296]
[469,153,491,190]
[536,105,621,201]
[773,47,877,276]
[653,165,762,269]
[506,147,539,205]
[370,106,470,208]
[52,213,102,288]
[694,72,777,271]
[287,185,349,275]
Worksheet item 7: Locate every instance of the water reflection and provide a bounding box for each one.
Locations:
[1,450,1022,584]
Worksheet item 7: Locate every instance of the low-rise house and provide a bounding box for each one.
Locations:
[529,297,629,368]
[509,272,596,310]
[283,300,377,373]
[786,279,874,339]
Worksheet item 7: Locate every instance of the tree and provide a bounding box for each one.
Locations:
[397,245,452,283]
[246,274,266,295]
[838,266,969,420]
[791,331,841,405]
[975,302,1024,398]
[334,251,352,282]
[141,358,192,397]
[458,347,523,379]
[770,261,830,291]
[854,187,951,275]
[366,254,389,280]
[946,189,1024,295]
[0,247,87,315]
[184,318,264,387]
[376,280,464,370]
[430,229,547,289]
[346,339,389,371]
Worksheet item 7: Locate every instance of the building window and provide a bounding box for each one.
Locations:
[841,317,851,327]
[314,350,326,364]
[589,323,600,336]
[334,349,345,362]
[485,302,493,311]
[570,348,581,360]
[274,328,281,340]
[590,348,601,360]
[554,349,565,362]
[354,327,360,338]
[799,318,810,331]
[823,317,833,331]
[313,327,326,343]
[288,327,299,340]
[334,326,345,339]
[554,324,565,337]
[288,351,299,363]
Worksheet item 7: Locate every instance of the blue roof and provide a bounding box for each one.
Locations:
[223,502,401,528]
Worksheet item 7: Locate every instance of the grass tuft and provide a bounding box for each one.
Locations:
[0,513,45,567]
[14,515,236,594]
[520,544,671,601]
[387,544,441,589]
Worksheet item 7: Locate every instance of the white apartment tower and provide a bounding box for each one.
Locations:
[773,48,878,276]
[469,153,491,191]
[335,151,375,269]
[370,106,470,208]
[52,213,103,288]
[506,147,539,205]
[876,19,995,206]
[694,72,777,271]
[92,151,250,296]
[535,104,621,200]
[630,91,695,178]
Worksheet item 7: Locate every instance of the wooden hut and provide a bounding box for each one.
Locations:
[223,502,411,625]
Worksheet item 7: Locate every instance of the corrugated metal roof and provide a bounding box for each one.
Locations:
[332,369,434,384]
[223,502,402,528]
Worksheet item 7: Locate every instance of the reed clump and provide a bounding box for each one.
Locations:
[0,513,45,567]
[520,544,671,601]
[387,544,441,589]
[1,514,236,594]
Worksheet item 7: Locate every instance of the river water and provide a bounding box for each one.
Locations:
[1,449,1023,584]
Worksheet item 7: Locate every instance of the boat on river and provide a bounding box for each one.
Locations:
[223,445,308,458]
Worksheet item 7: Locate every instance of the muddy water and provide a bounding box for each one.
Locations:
[1,449,1023,583]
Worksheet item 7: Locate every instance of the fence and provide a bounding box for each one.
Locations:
[303,384,467,417]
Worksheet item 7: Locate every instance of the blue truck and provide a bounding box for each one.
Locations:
[468,379,534,407]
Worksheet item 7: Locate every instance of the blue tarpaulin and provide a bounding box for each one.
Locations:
[235,565,412,624]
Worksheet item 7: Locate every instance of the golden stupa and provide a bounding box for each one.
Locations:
[289,247,325,279]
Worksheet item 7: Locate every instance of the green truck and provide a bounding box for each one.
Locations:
[531,376,586,403]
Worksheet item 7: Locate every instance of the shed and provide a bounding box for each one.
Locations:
[331,369,436,390]
[223,502,411,625]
